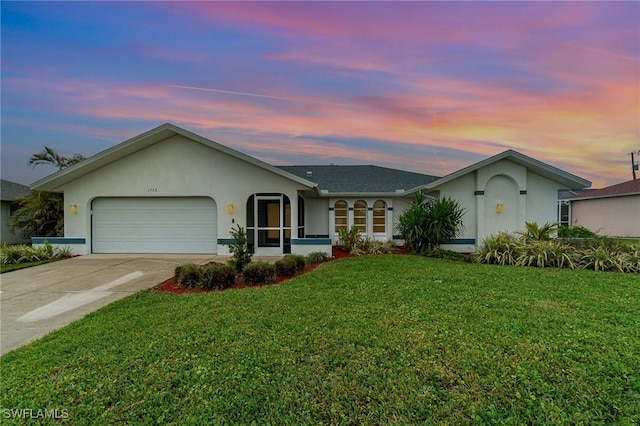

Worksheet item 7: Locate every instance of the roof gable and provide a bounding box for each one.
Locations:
[569,179,640,200]
[1,179,30,201]
[277,165,439,194]
[31,124,317,191]
[414,149,590,192]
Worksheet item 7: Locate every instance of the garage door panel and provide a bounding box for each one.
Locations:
[92,197,217,254]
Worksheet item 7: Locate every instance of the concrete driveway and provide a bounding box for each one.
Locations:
[0,254,216,356]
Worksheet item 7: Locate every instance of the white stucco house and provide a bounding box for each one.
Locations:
[31,123,590,255]
[1,179,31,244]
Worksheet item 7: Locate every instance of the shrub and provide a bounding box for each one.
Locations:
[224,225,252,272]
[558,225,597,239]
[516,240,575,269]
[474,232,522,266]
[284,254,306,271]
[577,246,625,272]
[200,264,236,290]
[396,191,465,252]
[177,263,201,289]
[338,226,364,254]
[306,251,330,264]
[0,242,72,265]
[275,257,298,277]
[243,262,276,285]
[364,238,396,255]
[515,221,558,243]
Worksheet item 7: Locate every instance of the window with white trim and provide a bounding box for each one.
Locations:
[373,200,386,233]
[334,200,348,232]
[353,200,367,233]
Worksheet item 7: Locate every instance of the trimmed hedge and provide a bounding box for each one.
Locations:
[200,264,236,290]
[243,262,276,285]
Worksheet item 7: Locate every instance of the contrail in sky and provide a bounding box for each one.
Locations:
[169,85,355,107]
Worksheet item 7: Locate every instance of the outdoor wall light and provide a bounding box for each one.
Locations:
[496,203,505,214]
[226,202,235,215]
[69,203,79,214]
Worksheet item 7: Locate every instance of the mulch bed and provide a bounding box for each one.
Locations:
[155,246,405,294]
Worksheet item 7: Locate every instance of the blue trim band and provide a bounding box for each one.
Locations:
[217,238,236,245]
[520,190,527,195]
[32,237,85,245]
[348,207,354,211]
[367,207,373,211]
[291,239,332,245]
[392,234,402,240]
[444,239,476,245]
[474,190,485,195]
[328,207,334,211]
[387,207,393,211]
[305,234,330,238]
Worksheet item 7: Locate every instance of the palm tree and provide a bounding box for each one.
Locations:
[29,146,85,170]
[12,147,86,237]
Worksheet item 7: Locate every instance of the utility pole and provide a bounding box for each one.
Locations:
[632,151,639,180]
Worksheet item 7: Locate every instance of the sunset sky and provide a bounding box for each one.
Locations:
[1,1,639,188]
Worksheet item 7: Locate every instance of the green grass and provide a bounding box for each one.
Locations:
[0,260,50,273]
[1,255,639,424]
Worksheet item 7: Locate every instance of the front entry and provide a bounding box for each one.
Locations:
[247,194,291,255]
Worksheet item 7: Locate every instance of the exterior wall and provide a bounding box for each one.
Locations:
[571,195,640,237]
[60,135,309,254]
[435,172,477,252]
[525,172,563,227]
[434,160,568,253]
[304,198,329,237]
[1,201,29,244]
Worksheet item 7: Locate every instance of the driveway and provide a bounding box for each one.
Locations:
[0,254,217,356]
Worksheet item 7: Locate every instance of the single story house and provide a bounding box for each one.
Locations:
[568,179,640,238]
[1,179,31,244]
[31,123,590,255]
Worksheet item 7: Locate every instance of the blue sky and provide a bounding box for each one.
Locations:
[2,1,639,187]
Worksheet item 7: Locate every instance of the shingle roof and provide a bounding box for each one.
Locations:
[569,179,640,201]
[1,179,30,201]
[277,165,440,193]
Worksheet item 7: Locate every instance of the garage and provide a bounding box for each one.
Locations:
[92,197,217,253]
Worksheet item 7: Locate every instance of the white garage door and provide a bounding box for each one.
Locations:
[92,197,217,254]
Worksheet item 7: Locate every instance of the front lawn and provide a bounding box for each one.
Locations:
[1,255,638,424]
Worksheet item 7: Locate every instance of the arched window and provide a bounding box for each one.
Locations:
[373,200,386,233]
[334,200,348,232]
[354,200,367,233]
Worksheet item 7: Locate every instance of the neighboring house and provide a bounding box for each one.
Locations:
[1,179,31,244]
[31,123,590,255]
[568,179,640,238]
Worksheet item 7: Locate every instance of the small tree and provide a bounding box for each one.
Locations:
[515,221,558,243]
[224,224,252,272]
[397,191,465,253]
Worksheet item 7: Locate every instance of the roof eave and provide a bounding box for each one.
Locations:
[31,123,318,192]
[570,192,640,201]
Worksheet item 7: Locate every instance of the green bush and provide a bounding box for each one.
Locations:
[243,262,276,285]
[0,242,71,265]
[515,221,558,243]
[364,238,396,255]
[558,225,597,239]
[396,191,465,252]
[474,232,522,266]
[275,257,298,277]
[516,240,575,269]
[224,224,252,272]
[338,226,364,254]
[306,251,330,264]
[177,263,201,289]
[200,264,236,290]
[283,254,306,271]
